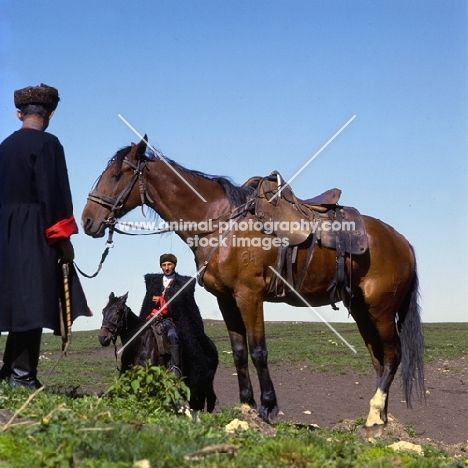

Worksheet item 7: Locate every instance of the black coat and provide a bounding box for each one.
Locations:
[140,273,218,409]
[0,129,90,333]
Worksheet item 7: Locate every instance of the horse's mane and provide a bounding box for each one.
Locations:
[110,146,255,207]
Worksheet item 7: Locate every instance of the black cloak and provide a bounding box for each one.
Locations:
[0,129,90,334]
[140,273,218,409]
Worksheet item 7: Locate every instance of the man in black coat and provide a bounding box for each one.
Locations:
[143,253,183,377]
[0,84,91,388]
[140,253,218,410]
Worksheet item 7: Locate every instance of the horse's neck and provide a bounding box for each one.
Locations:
[119,306,145,344]
[145,160,231,237]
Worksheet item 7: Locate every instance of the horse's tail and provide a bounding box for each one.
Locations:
[399,245,425,408]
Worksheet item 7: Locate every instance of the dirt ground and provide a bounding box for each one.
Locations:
[33,345,467,459]
[212,356,468,457]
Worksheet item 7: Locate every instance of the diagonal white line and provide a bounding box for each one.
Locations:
[268,266,357,353]
[118,114,207,202]
[269,115,356,202]
[117,268,202,355]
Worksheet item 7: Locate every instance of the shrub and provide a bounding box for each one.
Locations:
[105,361,190,416]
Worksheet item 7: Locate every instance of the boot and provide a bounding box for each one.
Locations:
[170,344,182,379]
[9,330,43,389]
[0,333,14,382]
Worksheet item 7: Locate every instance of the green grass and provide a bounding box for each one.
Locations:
[36,332,118,392]
[0,322,465,467]
[0,378,458,468]
[207,321,468,370]
[207,321,368,370]
[422,323,468,362]
[0,321,466,391]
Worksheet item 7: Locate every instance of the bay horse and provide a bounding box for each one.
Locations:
[83,137,424,436]
[98,291,217,412]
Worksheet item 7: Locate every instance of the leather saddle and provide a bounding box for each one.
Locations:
[243,171,368,255]
[241,171,369,307]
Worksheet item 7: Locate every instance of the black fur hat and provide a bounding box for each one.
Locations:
[14,83,60,110]
[160,253,177,265]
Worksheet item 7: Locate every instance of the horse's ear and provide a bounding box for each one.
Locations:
[109,292,115,300]
[137,135,148,157]
[122,291,129,302]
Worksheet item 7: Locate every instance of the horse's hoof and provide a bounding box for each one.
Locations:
[257,407,271,423]
[358,424,385,440]
[257,403,279,423]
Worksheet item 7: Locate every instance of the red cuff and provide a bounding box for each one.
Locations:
[45,216,78,245]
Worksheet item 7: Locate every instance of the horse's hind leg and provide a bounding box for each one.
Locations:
[365,325,400,429]
[351,293,401,437]
[217,296,256,408]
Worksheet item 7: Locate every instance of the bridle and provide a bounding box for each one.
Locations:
[101,303,128,345]
[87,156,153,231]
[84,150,255,284]
[74,154,159,279]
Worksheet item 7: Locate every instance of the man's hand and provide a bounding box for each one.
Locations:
[56,238,75,263]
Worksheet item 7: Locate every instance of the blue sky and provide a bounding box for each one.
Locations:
[1,0,467,331]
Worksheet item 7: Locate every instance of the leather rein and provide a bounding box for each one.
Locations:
[73,156,156,278]
[84,154,254,283]
[86,154,253,239]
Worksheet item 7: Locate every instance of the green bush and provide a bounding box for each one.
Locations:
[105,361,190,416]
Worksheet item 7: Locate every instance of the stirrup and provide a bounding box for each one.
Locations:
[170,365,182,379]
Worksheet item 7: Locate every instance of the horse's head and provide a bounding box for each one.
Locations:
[81,136,148,238]
[98,291,129,346]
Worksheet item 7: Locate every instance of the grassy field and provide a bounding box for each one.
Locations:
[11,321,466,392]
[0,322,466,467]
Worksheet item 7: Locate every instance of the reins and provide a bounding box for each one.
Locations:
[78,151,256,279]
[196,209,247,286]
[75,155,152,278]
[101,302,165,372]
[74,223,115,278]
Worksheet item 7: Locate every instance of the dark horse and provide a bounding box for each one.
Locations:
[98,291,217,412]
[98,292,171,374]
[83,137,424,436]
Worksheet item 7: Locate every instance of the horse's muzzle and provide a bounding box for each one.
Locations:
[81,216,107,238]
[98,334,111,347]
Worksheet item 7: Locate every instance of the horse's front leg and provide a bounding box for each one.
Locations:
[237,293,278,422]
[217,296,256,408]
